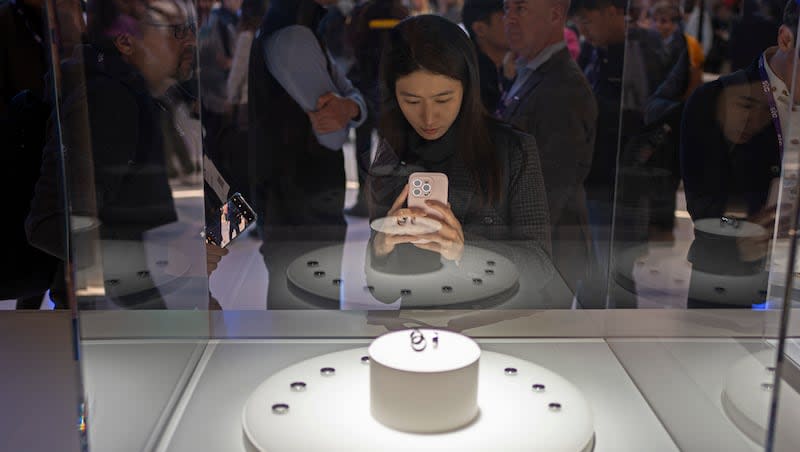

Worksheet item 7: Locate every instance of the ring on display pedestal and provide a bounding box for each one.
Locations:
[242,346,596,451]
[433,332,439,348]
[720,216,740,228]
[410,329,427,352]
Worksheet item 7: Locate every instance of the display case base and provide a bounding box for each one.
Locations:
[242,347,595,451]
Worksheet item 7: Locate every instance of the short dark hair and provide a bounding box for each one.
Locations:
[568,0,627,16]
[462,0,504,41]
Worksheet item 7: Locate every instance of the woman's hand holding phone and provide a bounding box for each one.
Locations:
[372,183,464,262]
[410,199,464,262]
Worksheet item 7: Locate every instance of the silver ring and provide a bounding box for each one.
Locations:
[397,216,408,226]
[433,332,439,348]
[720,216,740,229]
[410,329,426,351]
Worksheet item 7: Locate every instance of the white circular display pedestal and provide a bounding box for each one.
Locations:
[286,244,520,307]
[369,330,480,433]
[721,350,800,447]
[242,346,595,451]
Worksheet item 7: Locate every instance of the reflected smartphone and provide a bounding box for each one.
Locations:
[205,192,257,248]
[407,172,448,219]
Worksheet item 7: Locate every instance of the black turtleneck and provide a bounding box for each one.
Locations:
[405,125,458,173]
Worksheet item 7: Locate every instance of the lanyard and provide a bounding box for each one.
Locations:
[758,54,784,160]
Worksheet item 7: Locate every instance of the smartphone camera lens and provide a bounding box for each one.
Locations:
[413,179,422,187]
[412,188,422,197]
[422,183,431,193]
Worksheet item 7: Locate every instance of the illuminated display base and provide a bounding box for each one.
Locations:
[242,346,595,451]
[721,350,800,447]
[286,244,520,307]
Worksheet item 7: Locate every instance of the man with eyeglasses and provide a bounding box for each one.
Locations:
[27,0,228,309]
[497,0,597,296]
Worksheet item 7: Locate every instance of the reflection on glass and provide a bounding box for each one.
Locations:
[362,14,558,309]
[26,0,207,310]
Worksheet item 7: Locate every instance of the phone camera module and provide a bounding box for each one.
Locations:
[412,188,422,197]
[413,179,422,187]
[422,183,431,193]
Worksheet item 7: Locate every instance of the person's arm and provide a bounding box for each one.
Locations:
[227,31,253,104]
[327,49,366,128]
[508,133,552,255]
[264,25,365,150]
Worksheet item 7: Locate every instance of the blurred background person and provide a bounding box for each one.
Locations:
[197,0,215,28]
[199,0,241,161]
[685,0,714,56]
[27,0,226,309]
[729,0,781,72]
[438,0,463,22]
[652,1,703,86]
[223,0,267,197]
[0,0,60,309]
[631,1,704,243]
[344,0,409,216]
[564,22,581,59]
[570,0,667,303]
[681,0,798,222]
[703,0,734,74]
[680,0,799,308]
[462,0,511,113]
[318,0,355,72]
[407,0,434,15]
[248,0,366,307]
[499,0,597,295]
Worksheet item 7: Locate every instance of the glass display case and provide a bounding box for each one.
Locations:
[5,0,800,451]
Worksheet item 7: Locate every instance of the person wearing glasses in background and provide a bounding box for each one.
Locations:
[27,0,228,309]
[497,0,597,297]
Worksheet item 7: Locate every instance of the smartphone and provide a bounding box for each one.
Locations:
[205,192,257,248]
[407,172,448,218]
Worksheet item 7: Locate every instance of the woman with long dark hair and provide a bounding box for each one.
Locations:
[368,14,551,262]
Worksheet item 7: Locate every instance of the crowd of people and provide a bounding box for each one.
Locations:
[0,0,793,309]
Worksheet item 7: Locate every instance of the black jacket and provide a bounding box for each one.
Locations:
[248,0,347,239]
[27,45,178,257]
[680,58,781,220]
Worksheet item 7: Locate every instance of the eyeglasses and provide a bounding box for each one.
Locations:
[144,22,197,40]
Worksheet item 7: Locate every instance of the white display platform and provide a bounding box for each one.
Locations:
[158,340,677,452]
[242,347,594,452]
[101,240,193,298]
[606,339,772,452]
[693,219,767,238]
[81,340,207,452]
[614,242,768,307]
[286,244,520,307]
[721,349,800,447]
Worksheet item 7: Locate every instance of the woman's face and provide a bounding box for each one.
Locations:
[395,70,464,141]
